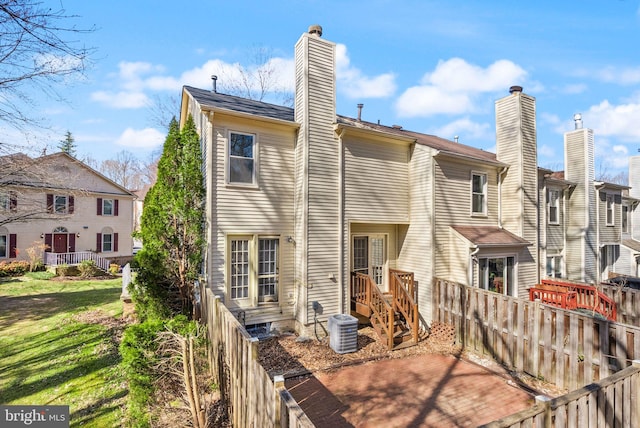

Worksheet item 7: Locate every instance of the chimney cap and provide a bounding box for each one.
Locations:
[509,85,523,94]
[308,25,322,37]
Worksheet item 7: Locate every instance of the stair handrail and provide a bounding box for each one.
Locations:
[352,272,395,350]
[390,270,419,345]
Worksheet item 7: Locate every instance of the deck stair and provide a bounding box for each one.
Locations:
[350,269,420,350]
[529,278,617,321]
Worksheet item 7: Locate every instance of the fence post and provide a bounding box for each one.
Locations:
[532,299,541,378]
[633,360,640,425]
[535,395,552,427]
[274,375,285,428]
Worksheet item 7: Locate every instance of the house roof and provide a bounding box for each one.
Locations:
[183,85,501,165]
[622,239,640,253]
[183,86,295,122]
[452,225,531,247]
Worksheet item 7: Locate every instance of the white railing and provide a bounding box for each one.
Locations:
[45,251,112,272]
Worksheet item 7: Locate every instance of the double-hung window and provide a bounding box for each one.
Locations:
[0,234,6,258]
[548,189,559,225]
[546,254,563,278]
[228,131,256,185]
[0,193,9,211]
[606,194,614,226]
[471,172,487,215]
[103,199,114,216]
[55,195,68,214]
[622,204,630,233]
[229,235,279,306]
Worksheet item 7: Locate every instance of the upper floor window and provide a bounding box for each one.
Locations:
[47,194,74,215]
[0,193,9,211]
[228,131,256,185]
[471,172,487,215]
[622,204,630,233]
[606,194,614,226]
[97,198,118,216]
[548,189,559,225]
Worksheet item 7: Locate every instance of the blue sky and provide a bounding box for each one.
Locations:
[23,1,640,178]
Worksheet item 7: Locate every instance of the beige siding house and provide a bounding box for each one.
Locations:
[0,152,136,268]
[181,25,640,336]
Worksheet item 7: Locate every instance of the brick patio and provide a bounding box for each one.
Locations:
[285,353,536,427]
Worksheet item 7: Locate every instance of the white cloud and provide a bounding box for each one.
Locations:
[91,91,150,109]
[336,44,396,98]
[395,58,527,117]
[115,128,165,149]
[596,66,640,85]
[429,117,492,141]
[583,99,640,141]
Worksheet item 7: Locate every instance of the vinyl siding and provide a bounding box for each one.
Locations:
[495,91,538,291]
[295,33,340,324]
[399,144,434,324]
[565,128,596,283]
[206,114,296,316]
[546,186,565,250]
[598,191,621,244]
[631,157,640,241]
[433,158,499,281]
[344,137,409,222]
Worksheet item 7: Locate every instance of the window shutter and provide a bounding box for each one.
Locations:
[69,234,76,252]
[9,234,16,258]
[114,233,119,252]
[114,200,119,216]
[97,198,102,216]
[69,196,74,214]
[9,191,17,212]
[44,234,52,252]
[96,233,102,252]
[47,194,53,213]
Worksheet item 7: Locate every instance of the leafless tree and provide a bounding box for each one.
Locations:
[0,1,95,138]
[596,161,628,185]
[217,46,293,106]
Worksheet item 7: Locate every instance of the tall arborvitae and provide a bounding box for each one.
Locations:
[58,130,77,157]
[134,116,204,318]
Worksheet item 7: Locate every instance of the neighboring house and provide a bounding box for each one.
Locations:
[180,25,640,335]
[0,152,136,268]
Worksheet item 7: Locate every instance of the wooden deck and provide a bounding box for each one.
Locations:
[529,278,617,321]
[350,269,420,350]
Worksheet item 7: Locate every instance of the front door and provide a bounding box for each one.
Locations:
[352,235,387,291]
[53,233,68,253]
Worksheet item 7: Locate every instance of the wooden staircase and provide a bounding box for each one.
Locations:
[350,269,420,350]
[529,278,617,321]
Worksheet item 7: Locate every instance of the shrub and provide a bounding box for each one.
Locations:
[57,264,71,276]
[0,261,30,277]
[24,241,48,272]
[78,260,99,278]
[109,263,120,275]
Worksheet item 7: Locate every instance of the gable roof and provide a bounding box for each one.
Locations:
[452,225,531,247]
[184,85,500,165]
[183,86,295,122]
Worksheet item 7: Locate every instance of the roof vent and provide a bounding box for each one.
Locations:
[574,113,583,130]
[509,85,523,94]
[308,25,322,37]
[211,75,218,93]
[392,124,403,130]
[454,135,459,143]
[357,103,363,121]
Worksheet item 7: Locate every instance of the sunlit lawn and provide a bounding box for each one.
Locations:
[0,276,128,427]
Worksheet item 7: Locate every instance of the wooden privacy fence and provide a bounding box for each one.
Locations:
[600,283,640,326]
[198,281,314,428]
[433,279,640,392]
[481,361,640,428]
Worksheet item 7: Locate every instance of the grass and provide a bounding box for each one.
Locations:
[0,276,128,427]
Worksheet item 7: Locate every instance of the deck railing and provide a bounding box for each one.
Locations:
[390,270,419,345]
[529,278,617,321]
[45,251,112,273]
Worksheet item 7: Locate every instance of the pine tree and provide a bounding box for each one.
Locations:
[58,130,77,157]
[134,116,205,318]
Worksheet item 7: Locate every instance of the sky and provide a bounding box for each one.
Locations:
[18,0,640,179]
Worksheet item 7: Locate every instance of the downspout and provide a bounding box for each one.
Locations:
[337,128,345,314]
[498,166,509,228]
[595,183,603,284]
[469,246,480,287]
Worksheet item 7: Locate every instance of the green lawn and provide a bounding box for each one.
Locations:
[0,276,128,427]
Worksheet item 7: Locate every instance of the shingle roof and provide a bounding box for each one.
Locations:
[622,239,640,252]
[452,225,531,247]
[185,85,498,164]
[184,86,295,122]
